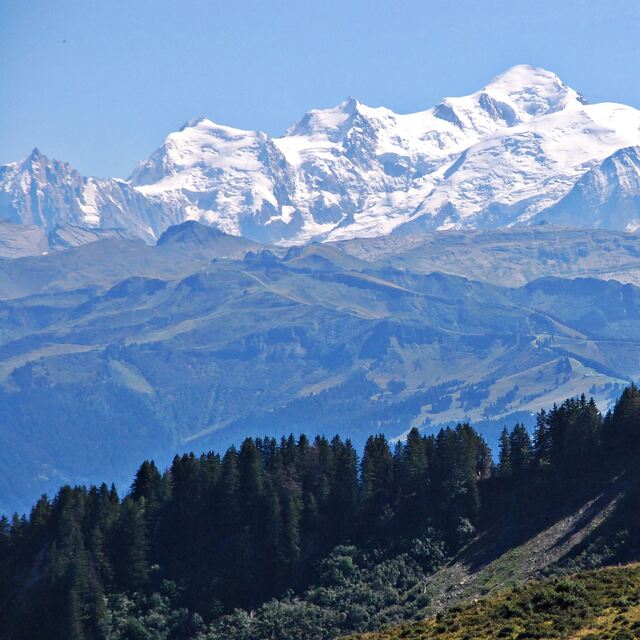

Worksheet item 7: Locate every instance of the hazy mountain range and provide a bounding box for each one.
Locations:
[3,65,640,513]
[1,221,640,512]
[3,65,640,245]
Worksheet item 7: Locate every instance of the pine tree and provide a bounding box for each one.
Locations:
[279,482,302,583]
[238,438,264,524]
[327,436,358,543]
[115,497,149,591]
[360,434,394,535]
[604,383,640,460]
[237,438,266,608]
[509,424,532,478]
[396,427,429,530]
[533,408,551,468]
[130,460,162,502]
[498,427,511,477]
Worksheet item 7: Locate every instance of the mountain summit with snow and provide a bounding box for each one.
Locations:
[3,65,640,244]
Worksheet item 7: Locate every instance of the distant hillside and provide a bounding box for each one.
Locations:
[0,222,640,511]
[3,224,640,512]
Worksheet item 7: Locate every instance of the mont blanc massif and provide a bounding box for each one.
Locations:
[2,65,640,513]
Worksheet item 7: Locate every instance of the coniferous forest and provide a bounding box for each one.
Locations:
[2,387,640,640]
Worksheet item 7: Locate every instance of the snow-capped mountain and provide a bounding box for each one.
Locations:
[0,148,99,228]
[129,119,300,243]
[3,65,640,244]
[0,148,184,241]
[536,146,640,231]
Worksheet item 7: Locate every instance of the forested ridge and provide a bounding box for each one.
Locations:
[2,387,640,640]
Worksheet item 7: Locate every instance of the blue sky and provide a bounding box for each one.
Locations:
[1,0,639,177]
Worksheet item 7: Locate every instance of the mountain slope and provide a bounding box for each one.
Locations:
[0,221,48,258]
[396,100,640,233]
[538,145,640,230]
[4,66,640,243]
[338,226,640,287]
[350,564,640,640]
[0,148,183,241]
[2,231,640,511]
[0,221,264,299]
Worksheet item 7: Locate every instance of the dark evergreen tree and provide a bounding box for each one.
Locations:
[532,408,551,469]
[326,436,358,543]
[360,434,395,536]
[509,423,532,479]
[498,427,511,477]
[395,427,430,531]
[604,383,640,461]
[130,460,162,503]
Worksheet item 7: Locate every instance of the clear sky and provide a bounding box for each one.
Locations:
[1,0,639,178]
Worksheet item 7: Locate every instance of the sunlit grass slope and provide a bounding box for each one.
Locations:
[349,564,640,640]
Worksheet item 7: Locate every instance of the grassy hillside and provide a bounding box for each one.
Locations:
[349,564,640,640]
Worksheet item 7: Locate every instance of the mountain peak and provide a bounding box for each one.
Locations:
[22,147,46,168]
[129,116,268,186]
[285,95,387,139]
[173,116,262,141]
[488,64,561,87]
[157,220,227,246]
[482,64,586,116]
[179,116,209,131]
[338,96,361,113]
